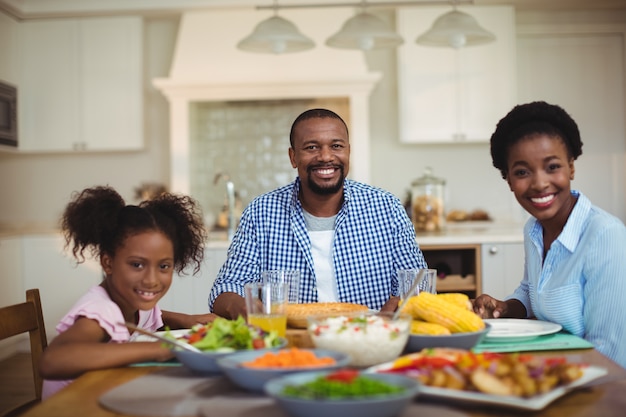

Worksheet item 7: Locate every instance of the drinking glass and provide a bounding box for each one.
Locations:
[261,270,300,304]
[397,268,437,300]
[244,282,288,337]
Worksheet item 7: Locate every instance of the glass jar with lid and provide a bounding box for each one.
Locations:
[410,167,446,232]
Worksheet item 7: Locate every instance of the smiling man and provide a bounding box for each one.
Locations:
[209,108,427,319]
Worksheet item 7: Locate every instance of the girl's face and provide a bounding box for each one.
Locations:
[100,231,174,321]
[505,133,575,226]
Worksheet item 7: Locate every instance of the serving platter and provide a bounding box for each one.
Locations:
[482,319,562,343]
[367,362,607,411]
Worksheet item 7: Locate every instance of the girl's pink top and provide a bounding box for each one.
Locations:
[41,285,163,400]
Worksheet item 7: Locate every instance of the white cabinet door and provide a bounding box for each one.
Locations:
[0,237,23,308]
[480,242,524,300]
[21,235,102,341]
[18,19,80,151]
[79,17,143,151]
[18,17,143,152]
[397,6,516,143]
[0,237,24,358]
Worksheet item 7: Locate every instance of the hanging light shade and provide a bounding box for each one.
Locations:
[237,15,315,54]
[326,12,404,51]
[416,9,496,49]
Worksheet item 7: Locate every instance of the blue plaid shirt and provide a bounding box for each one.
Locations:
[208,178,427,311]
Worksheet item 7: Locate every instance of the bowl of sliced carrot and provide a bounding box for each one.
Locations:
[215,347,350,393]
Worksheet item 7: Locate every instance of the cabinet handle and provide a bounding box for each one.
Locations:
[489,246,498,255]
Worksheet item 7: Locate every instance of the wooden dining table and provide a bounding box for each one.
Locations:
[21,330,626,417]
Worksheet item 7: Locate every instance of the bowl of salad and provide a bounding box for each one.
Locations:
[169,316,287,374]
[264,369,419,417]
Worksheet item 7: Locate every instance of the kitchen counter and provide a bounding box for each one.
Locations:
[416,221,524,246]
[205,221,524,249]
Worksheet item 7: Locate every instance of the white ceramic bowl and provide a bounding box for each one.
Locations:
[265,370,420,417]
[307,311,411,368]
[404,323,491,352]
[174,337,288,375]
[216,348,350,393]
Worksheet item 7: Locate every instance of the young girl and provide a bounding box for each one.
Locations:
[472,101,626,368]
[40,186,217,399]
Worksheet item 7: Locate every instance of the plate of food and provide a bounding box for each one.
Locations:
[367,348,607,411]
[482,319,562,343]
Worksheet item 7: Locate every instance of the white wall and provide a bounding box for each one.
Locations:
[0,9,624,233]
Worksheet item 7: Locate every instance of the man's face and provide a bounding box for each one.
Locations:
[288,117,350,196]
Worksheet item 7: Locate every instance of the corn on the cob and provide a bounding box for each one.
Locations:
[410,320,451,335]
[413,292,485,333]
[437,293,472,311]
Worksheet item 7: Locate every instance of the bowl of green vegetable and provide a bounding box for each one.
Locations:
[264,369,419,417]
[171,316,287,374]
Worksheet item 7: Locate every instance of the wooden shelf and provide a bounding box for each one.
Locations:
[420,243,482,297]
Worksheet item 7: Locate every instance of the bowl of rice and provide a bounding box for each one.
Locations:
[307,311,411,368]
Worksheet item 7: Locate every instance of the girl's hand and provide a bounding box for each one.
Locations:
[161,310,218,329]
[472,294,507,318]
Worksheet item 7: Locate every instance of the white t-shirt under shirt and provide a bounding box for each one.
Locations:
[302,210,337,302]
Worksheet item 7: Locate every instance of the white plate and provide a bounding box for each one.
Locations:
[482,319,562,343]
[131,329,190,342]
[367,362,607,411]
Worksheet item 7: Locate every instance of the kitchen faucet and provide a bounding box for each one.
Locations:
[213,172,236,241]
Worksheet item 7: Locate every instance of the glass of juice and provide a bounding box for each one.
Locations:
[244,281,288,337]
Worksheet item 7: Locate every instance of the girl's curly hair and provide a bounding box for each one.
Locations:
[490,101,583,179]
[61,186,207,275]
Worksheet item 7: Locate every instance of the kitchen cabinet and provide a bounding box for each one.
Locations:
[480,242,524,300]
[159,247,227,315]
[0,237,23,358]
[396,6,516,143]
[17,17,143,152]
[20,235,101,342]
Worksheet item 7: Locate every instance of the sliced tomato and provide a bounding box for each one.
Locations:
[325,369,360,383]
[187,332,203,344]
[252,338,266,349]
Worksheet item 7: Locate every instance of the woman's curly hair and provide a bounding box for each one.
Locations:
[490,101,583,179]
[61,186,207,275]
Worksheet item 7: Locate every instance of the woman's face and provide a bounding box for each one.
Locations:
[506,133,575,225]
[101,231,174,320]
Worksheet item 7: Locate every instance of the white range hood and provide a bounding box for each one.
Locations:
[153,8,382,194]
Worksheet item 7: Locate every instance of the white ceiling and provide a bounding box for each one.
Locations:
[1,0,624,20]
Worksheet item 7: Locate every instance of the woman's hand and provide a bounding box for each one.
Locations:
[472,294,506,318]
[472,295,527,319]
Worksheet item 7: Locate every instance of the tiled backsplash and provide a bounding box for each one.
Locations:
[190,98,349,229]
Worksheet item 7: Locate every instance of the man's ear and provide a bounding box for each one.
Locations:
[288,147,297,169]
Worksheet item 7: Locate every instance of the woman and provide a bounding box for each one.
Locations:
[472,101,626,368]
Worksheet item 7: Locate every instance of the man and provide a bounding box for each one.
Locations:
[209,108,427,318]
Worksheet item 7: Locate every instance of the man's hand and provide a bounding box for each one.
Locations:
[212,292,246,320]
[380,296,400,313]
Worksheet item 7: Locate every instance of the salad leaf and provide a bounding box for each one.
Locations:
[180,316,281,352]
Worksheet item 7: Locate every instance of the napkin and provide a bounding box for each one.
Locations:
[473,331,594,353]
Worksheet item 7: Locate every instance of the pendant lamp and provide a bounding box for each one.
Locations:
[416,9,495,49]
[237,14,315,54]
[326,11,404,51]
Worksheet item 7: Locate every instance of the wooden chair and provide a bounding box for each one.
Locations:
[0,289,48,417]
